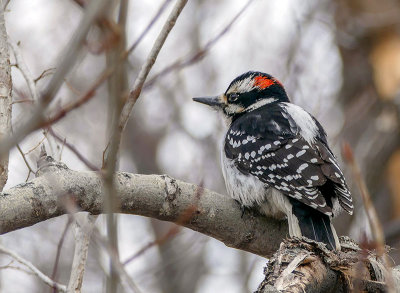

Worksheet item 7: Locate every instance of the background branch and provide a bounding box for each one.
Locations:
[119,0,188,131]
[0,2,11,191]
[66,214,96,293]
[0,244,67,292]
[0,0,110,157]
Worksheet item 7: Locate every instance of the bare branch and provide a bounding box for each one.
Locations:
[47,127,99,171]
[34,68,55,84]
[43,67,112,128]
[62,205,141,293]
[103,1,130,291]
[126,0,173,55]
[144,0,254,89]
[0,3,12,191]
[8,40,38,101]
[51,217,72,292]
[0,244,67,292]
[87,219,142,293]
[342,143,395,292]
[67,214,96,293]
[0,160,286,258]
[0,0,111,157]
[119,0,188,131]
[24,132,46,155]
[16,144,34,181]
[123,185,203,265]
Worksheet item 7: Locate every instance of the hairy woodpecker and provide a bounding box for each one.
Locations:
[193,71,353,250]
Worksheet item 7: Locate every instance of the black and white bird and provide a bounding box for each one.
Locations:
[193,71,353,250]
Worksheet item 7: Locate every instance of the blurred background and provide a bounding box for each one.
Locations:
[2,0,400,292]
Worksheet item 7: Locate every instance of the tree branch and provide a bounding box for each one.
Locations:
[0,2,12,191]
[0,244,67,292]
[2,159,400,291]
[256,238,400,293]
[0,0,111,157]
[67,214,96,293]
[0,156,286,258]
[119,0,188,131]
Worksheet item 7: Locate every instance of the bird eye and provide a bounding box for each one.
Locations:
[229,93,239,102]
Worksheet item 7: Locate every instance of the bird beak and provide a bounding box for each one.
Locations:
[192,95,226,108]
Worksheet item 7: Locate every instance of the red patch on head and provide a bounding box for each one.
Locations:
[253,76,275,89]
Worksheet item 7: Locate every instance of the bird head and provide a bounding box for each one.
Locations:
[193,71,289,119]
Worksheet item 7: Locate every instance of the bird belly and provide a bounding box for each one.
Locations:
[221,154,288,219]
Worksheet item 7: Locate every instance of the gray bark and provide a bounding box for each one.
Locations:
[257,238,400,293]
[0,155,287,258]
[0,2,11,191]
[2,155,400,291]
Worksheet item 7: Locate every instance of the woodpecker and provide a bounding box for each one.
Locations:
[193,71,353,250]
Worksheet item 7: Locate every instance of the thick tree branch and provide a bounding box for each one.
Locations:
[1,161,399,291]
[0,156,286,258]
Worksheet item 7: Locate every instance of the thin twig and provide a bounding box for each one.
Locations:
[342,142,395,293]
[51,216,72,293]
[119,0,189,131]
[11,99,34,105]
[0,244,67,292]
[16,144,34,180]
[144,0,255,90]
[61,199,142,293]
[123,185,204,265]
[43,68,113,128]
[47,127,99,171]
[0,0,111,158]
[24,133,46,155]
[64,79,83,97]
[34,68,56,84]
[0,264,36,275]
[41,0,174,130]
[126,0,173,55]
[1,0,179,141]
[66,213,97,293]
[9,40,38,101]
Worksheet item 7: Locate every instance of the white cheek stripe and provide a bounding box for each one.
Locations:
[245,98,277,112]
[224,104,244,115]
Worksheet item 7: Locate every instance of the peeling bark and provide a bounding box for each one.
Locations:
[257,237,400,292]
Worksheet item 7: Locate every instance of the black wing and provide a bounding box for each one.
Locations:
[225,105,353,216]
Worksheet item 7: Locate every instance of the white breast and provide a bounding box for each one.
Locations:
[220,146,290,219]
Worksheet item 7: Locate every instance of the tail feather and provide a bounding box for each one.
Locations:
[287,198,340,250]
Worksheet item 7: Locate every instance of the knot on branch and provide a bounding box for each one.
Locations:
[36,146,69,177]
[159,175,181,217]
[161,175,180,201]
[257,237,392,293]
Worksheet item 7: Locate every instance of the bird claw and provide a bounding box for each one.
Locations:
[235,200,246,218]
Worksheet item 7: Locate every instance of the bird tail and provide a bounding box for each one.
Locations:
[287,199,340,250]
